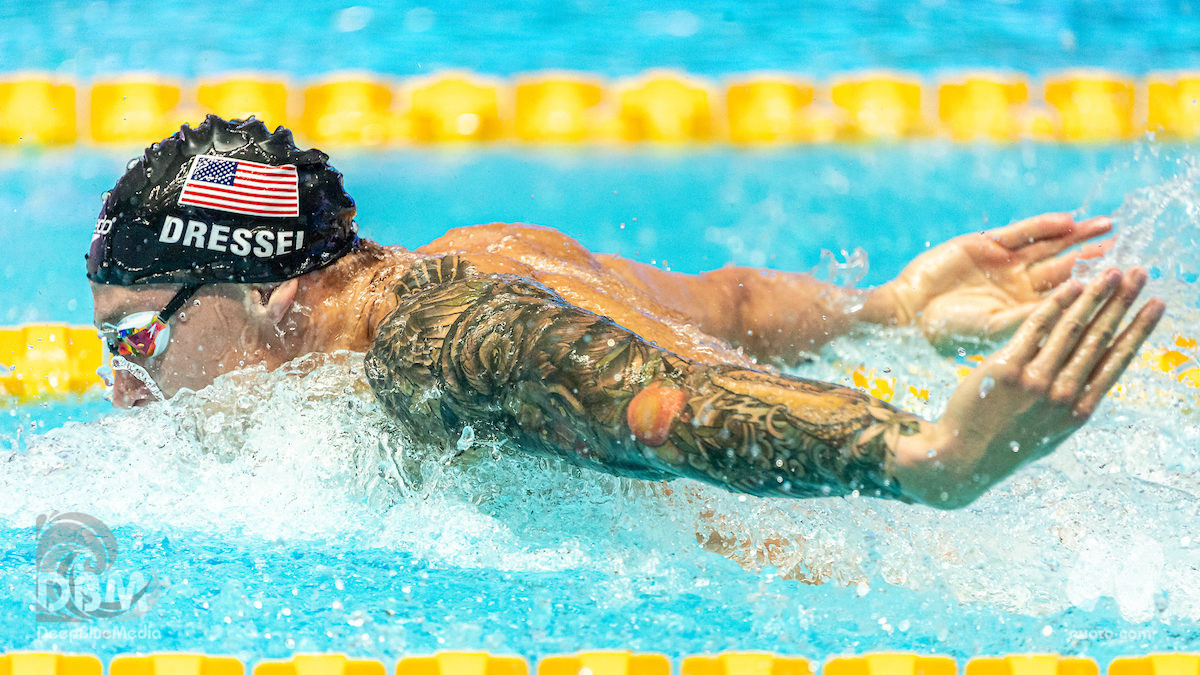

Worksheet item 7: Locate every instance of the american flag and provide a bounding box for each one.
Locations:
[178,155,299,217]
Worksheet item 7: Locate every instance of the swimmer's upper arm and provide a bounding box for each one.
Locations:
[596,254,904,365]
[365,256,931,504]
[594,254,745,343]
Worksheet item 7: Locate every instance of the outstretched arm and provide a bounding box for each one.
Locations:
[598,212,1115,363]
[365,256,927,502]
[365,256,1161,509]
[597,253,904,366]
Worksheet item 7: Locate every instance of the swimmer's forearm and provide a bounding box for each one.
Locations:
[365,256,942,505]
[635,365,933,503]
[698,267,908,363]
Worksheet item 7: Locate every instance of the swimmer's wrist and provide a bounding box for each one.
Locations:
[889,420,980,509]
[863,281,917,327]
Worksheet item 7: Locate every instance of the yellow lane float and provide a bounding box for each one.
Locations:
[301,75,397,145]
[0,325,104,401]
[1147,72,1200,139]
[825,653,957,675]
[725,76,815,144]
[0,74,76,145]
[938,74,1028,142]
[1044,71,1135,142]
[616,71,715,143]
[966,655,1099,675]
[111,653,243,675]
[681,652,812,675]
[405,73,505,143]
[197,75,289,129]
[1,652,1197,675]
[0,653,102,675]
[257,653,385,675]
[514,73,607,142]
[831,73,925,140]
[539,652,668,675]
[396,652,527,675]
[1110,654,1200,675]
[11,69,1200,144]
[90,77,184,144]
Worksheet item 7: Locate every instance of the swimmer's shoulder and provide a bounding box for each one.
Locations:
[418,222,602,271]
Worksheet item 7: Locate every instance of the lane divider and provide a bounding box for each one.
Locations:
[2,69,1199,146]
[0,324,104,401]
[966,655,1099,675]
[6,651,1199,675]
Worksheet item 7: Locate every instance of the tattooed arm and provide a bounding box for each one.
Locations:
[365,256,947,504]
[366,254,1163,509]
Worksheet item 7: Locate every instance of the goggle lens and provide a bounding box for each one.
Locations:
[97,284,198,363]
[102,312,171,359]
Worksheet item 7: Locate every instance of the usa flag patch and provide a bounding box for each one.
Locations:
[178,155,300,218]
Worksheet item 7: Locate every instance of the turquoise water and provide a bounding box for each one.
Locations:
[3,1,1199,77]
[3,142,1200,662]
[4,0,1200,664]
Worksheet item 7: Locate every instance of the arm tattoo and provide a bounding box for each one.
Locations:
[365,255,923,502]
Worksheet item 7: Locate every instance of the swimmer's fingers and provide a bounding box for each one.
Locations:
[1012,216,1113,264]
[988,212,1079,249]
[1050,268,1148,406]
[998,280,1083,365]
[1024,268,1122,378]
[1027,237,1116,291]
[1074,298,1166,417]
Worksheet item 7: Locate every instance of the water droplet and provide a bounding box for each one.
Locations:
[1010,441,1021,453]
[926,448,938,458]
[456,425,475,453]
[978,376,995,398]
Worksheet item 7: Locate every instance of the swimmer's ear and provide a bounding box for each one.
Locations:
[246,278,299,325]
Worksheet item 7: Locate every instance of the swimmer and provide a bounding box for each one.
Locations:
[89,116,1164,510]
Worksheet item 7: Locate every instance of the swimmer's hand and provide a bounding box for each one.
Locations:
[890,267,1163,508]
[885,212,1115,351]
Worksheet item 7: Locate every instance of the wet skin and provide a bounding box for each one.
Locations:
[92,213,1162,513]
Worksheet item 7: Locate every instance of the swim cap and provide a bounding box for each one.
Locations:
[87,115,358,286]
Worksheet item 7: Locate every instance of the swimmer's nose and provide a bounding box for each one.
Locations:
[111,369,153,408]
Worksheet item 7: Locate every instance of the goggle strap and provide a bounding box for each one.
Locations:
[158,284,202,324]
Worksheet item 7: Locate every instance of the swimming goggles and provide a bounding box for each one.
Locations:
[99,284,201,359]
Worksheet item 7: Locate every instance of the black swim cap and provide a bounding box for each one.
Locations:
[87,115,358,286]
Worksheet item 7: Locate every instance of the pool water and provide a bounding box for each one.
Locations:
[4,0,1200,77]
[3,141,1200,662]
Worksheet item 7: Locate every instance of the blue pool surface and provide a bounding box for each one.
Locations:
[3,142,1200,662]
[5,0,1200,664]
[3,0,1200,78]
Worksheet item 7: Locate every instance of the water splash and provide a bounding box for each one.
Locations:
[810,247,870,313]
[3,151,1200,632]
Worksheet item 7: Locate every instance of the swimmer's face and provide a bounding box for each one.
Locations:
[91,283,271,407]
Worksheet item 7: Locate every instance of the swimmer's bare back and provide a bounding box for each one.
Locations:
[365,254,922,501]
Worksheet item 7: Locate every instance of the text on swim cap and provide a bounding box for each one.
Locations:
[159,216,305,258]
